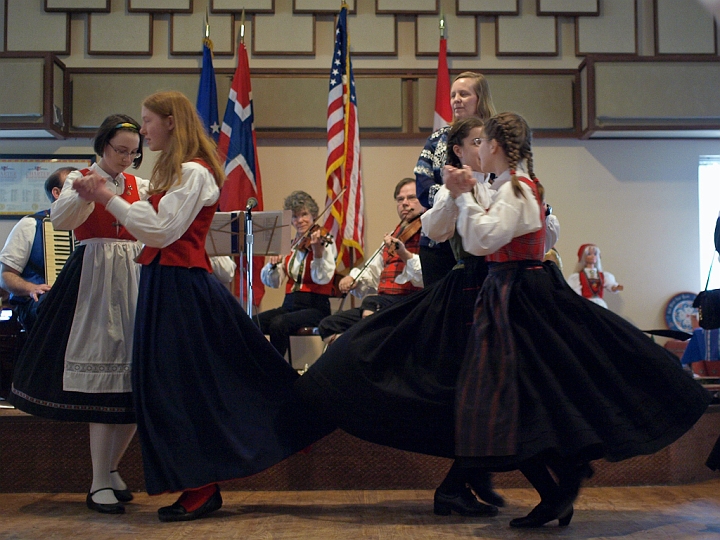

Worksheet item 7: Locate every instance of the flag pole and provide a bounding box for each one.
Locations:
[439,9,445,39]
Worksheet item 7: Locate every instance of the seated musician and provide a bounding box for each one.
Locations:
[258,190,337,358]
[0,167,76,331]
[318,178,425,344]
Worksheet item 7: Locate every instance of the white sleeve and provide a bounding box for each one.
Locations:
[603,271,619,292]
[567,273,582,295]
[105,162,219,248]
[50,170,96,231]
[310,241,337,285]
[261,261,284,288]
[0,217,38,273]
[395,253,423,287]
[421,186,458,242]
[545,214,560,251]
[455,182,543,256]
[348,253,382,298]
[209,256,236,283]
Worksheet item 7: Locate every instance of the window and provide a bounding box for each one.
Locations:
[698,156,720,289]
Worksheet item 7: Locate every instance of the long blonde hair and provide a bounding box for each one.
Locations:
[142,91,226,194]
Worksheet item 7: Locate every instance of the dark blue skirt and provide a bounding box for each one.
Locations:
[133,260,330,495]
[295,257,487,458]
[456,261,712,470]
[9,246,135,424]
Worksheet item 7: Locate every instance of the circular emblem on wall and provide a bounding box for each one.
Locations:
[665,292,698,334]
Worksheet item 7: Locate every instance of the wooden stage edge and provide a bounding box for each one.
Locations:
[1,404,720,493]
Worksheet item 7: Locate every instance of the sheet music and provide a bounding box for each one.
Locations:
[206,210,292,256]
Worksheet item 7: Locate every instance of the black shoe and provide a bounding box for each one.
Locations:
[433,487,499,517]
[110,470,133,503]
[509,500,573,528]
[157,487,222,522]
[86,488,125,515]
[113,488,133,503]
[466,473,505,508]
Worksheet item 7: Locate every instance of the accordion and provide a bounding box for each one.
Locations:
[42,218,75,287]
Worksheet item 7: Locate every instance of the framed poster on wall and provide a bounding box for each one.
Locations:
[0,155,94,217]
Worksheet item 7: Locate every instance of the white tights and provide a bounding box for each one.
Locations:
[88,423,137,504]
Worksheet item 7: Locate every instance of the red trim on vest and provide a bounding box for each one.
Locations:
[283,248,335,296]
[73,169,140,241]
[486,177,545,263]
[579,270,604,299]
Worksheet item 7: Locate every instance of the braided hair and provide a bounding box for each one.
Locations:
[483,112,543,201]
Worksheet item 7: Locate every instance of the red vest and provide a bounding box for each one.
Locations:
[580,270,605,299]
[283,247,335,296]
[136,160,216,272]
[378,224,422,295]
[486,177,545,263]
[73,169,140,241]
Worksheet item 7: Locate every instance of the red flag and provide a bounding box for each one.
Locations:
[217,42,265,305]
[434,37,452,131]
[324,5,364,271]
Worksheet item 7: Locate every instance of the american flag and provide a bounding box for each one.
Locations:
[434,36,452,131]
[217,41,265,306]
[324,4,364,271]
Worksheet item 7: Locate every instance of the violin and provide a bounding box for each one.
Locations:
[294,224,334,253]
[386,215,422,257]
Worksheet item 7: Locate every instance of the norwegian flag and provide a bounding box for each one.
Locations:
[324,4,364,271]
[217,41,265,305]
[434,36,452,131]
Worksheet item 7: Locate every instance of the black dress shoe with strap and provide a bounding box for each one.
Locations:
[86,488,125,515]
[110,470,133,503]
[157,487,223,522]
[433,486,499,517]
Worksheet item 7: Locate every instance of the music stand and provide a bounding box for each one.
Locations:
[206,210,292,314]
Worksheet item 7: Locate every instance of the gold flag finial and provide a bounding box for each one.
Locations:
[240,9,246,45]
[203,7,213,49]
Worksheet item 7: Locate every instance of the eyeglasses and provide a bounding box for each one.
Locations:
[108,143,141,159]
[395,194,418,203]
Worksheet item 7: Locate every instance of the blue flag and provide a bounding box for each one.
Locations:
[196,40,219,142]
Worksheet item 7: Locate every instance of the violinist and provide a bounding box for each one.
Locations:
[317,178,425,343]
[258,190,337,358]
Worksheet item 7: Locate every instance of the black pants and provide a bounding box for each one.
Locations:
[257,292,330,356]
[317,294,403,339]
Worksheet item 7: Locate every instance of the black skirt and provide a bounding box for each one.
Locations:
[9,246,135,424]
[455,261,712,471]
[133,260,331,495]
[295,257,488,457]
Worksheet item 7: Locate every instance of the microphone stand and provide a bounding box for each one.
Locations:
[244,206,254,316]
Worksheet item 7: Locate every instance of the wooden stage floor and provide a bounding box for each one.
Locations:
[3,481,720,539]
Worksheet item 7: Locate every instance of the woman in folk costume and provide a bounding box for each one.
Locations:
[296,117,508,519]
[258,190,337,358]
[567,243,623,308]
[72,91,329,522]
[447,112,710,527]
[10,115,149,514]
